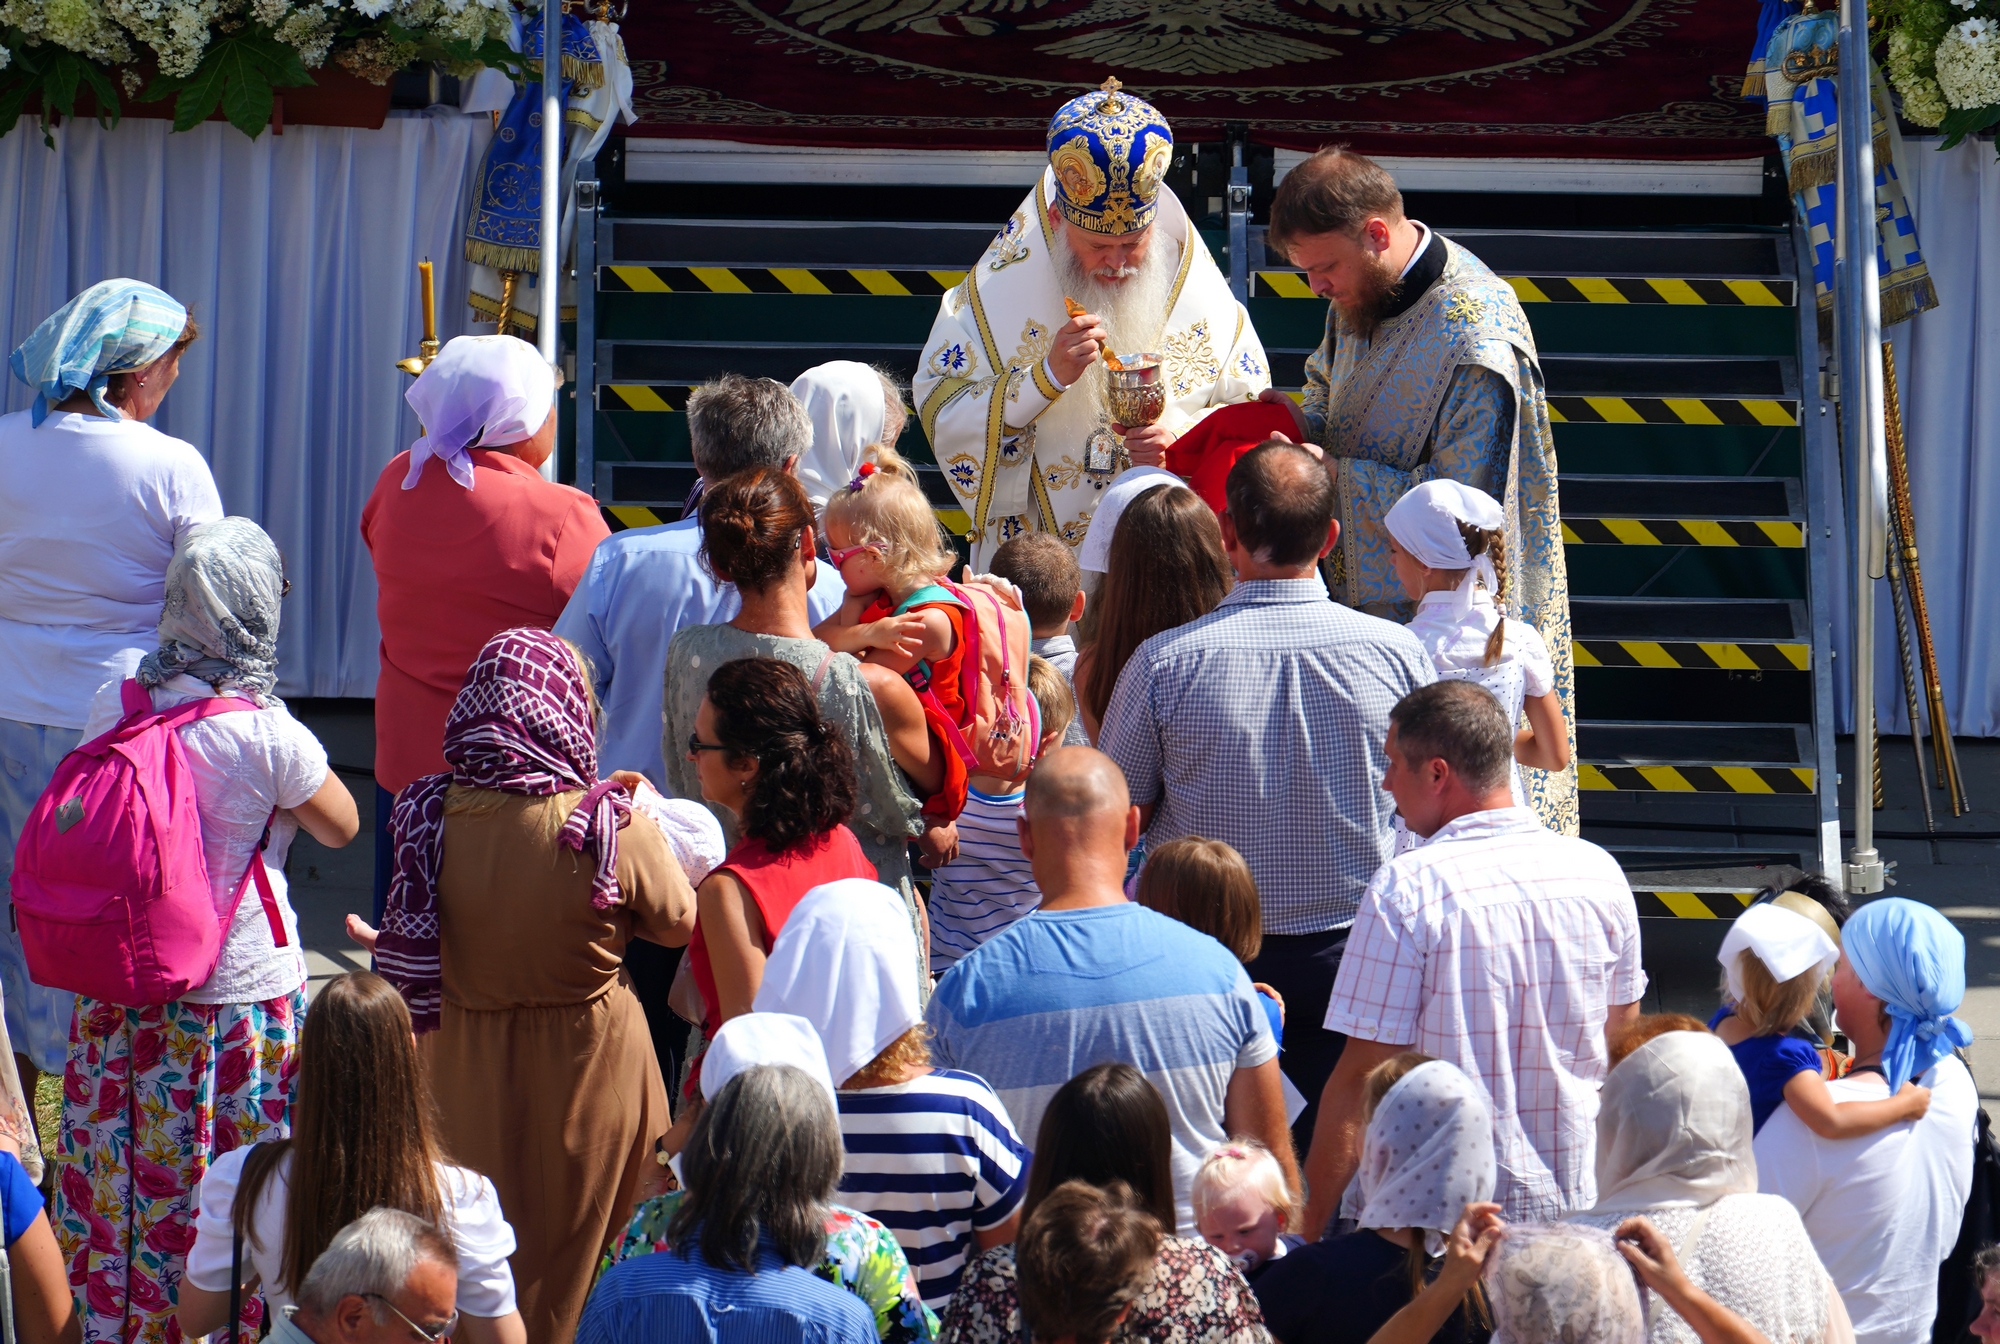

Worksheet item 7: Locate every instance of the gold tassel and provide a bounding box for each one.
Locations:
[464,238,545,274]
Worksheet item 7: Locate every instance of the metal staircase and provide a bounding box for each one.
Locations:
[570,162,1838,1009]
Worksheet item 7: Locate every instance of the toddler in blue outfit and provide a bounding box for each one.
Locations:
[1711,899,1933,1135]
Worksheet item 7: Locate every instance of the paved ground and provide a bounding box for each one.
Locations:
[286,702,2000,1115]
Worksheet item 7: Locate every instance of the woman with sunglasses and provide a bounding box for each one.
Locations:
[678,658,876,1091]
[177,973,526,1344]
[662,468,930,986]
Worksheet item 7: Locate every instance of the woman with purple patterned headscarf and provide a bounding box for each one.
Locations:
[350,626,697,1344]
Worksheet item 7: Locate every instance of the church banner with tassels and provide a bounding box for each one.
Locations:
[1758,4,1939,333]
[462,8,634,335]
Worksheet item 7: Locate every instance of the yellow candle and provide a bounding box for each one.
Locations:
[418,258,436,345]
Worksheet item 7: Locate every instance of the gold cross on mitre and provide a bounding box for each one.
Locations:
[1098,75,1123,112]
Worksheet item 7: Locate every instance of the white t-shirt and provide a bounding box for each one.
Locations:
[188,1148,519,1318]
[81,675,326,1004]
[1753,1055,1977,1344]
[1406,588,1555,698]
[0,410,223,729]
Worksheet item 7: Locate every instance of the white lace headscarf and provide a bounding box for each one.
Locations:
[1355,1060,1497,1254]
[1487,1224,1646,1344]
[135,517,284,704]
[1590,1030,1755,1215]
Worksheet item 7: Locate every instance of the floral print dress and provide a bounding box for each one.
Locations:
[54,990,304,1344]
[940,1236,1270,1344]
[605,1191,939,1344]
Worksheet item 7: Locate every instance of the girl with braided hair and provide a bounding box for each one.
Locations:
[1383,480,1569,839]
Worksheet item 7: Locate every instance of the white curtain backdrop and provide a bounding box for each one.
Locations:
[1825,137,2000,736]
[0,111,492,699]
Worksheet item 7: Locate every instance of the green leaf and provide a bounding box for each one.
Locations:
[1935,102,2000,149]
[172,55,228,132]
[75,57,119,127]
[0,79,32,141]
[220,60,273,137]
[44,52,81,117]
[139,72,181,104]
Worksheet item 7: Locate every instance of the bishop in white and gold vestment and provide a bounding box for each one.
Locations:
[916,82,1270,569]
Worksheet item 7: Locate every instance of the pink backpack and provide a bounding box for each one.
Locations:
[11,680,288,1007]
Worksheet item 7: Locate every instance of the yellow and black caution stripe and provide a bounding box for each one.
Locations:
[605,500,973,537]
[1250,271,1793,305]
[1561,517,1805,547]
[1546,396,1797,426]
[1579,762,1815,794]
[1572,639,1810,671]
[1507,277,1794,306]
[600,265,965,297]
[1632,889,1757,919]
[600,385,694,412]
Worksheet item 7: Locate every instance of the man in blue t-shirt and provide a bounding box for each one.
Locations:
[925,747,1298,1231]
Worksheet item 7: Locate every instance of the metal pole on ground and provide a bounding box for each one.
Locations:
[1836,0,1887,895]
[538,0,561,482]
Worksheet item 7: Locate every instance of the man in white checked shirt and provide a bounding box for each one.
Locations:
[1303,680,1644,1235]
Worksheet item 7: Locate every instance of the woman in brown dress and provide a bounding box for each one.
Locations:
[353,627,695,1344]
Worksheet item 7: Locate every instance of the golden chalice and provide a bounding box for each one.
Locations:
[1106,354,1165,428]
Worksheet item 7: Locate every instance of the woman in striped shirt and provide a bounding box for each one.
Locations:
[755,878,1031,1312]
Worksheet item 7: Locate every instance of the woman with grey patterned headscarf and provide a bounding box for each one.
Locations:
[60,516,362,1344]
[136,516,285,704]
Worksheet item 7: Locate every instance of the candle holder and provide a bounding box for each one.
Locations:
[397,258,441,376]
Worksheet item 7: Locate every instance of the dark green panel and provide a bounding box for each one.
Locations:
[1245,298,1328,351]
[592,411,937,467]
[1575,667,1811,725]
[1564,545,1806,599]
[1556,424,1802,478]
[596,292,939,345]
[1525,304,1798,356]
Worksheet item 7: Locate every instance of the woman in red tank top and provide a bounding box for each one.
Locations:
[685,657,876,1047]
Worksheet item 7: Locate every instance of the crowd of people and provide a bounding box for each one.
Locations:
[0,133,1987,1344]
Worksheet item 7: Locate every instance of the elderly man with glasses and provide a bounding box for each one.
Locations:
[275,1208,460,1344]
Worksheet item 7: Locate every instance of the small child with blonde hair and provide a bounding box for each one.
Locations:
[816,444,1035,828]
[1711,901,1931,1135]
[1192,1138,1302,1279]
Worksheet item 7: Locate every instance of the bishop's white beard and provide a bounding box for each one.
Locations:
[1036,236,1178,462]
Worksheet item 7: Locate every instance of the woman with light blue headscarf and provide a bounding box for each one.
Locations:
[0,279,219,1094]
[1754,896,1978,1344]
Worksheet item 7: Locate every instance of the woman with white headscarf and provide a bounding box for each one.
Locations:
[360,335,608,918]
[0,280,219,1094]
[58,517,359,1344]
[754,879,1030,1313]
[1255,1054,1497,1344]
[603,1011,939,1344]
[791,362,905,512]
[1565,1027,1851,1344]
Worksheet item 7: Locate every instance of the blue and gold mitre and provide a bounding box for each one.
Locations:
[1046,77,1173,237]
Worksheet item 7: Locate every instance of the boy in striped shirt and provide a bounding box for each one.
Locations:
[926,655,1076,971]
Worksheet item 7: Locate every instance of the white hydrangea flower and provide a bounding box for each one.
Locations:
[1937,22,2000,105]
[1902,74,1951,123]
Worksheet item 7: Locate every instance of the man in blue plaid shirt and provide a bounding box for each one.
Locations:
[1098,442,1433,1152]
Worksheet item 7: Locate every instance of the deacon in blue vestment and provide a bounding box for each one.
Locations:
[1263,147,1575,835]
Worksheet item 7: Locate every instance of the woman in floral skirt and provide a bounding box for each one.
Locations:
[51,518,358,1343]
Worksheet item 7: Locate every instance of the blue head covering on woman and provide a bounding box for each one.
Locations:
[9,279,189,426]
[1843,897,1973,1091]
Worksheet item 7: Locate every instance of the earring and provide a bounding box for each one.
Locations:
[136,377,146,387]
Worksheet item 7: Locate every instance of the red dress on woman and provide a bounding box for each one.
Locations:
[688,823,876,1039]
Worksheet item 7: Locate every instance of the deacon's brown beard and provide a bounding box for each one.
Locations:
[1338,250,1404,341]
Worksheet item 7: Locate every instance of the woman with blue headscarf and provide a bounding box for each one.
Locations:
[1754,896,1978,1344]
[0,280,220,1100]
